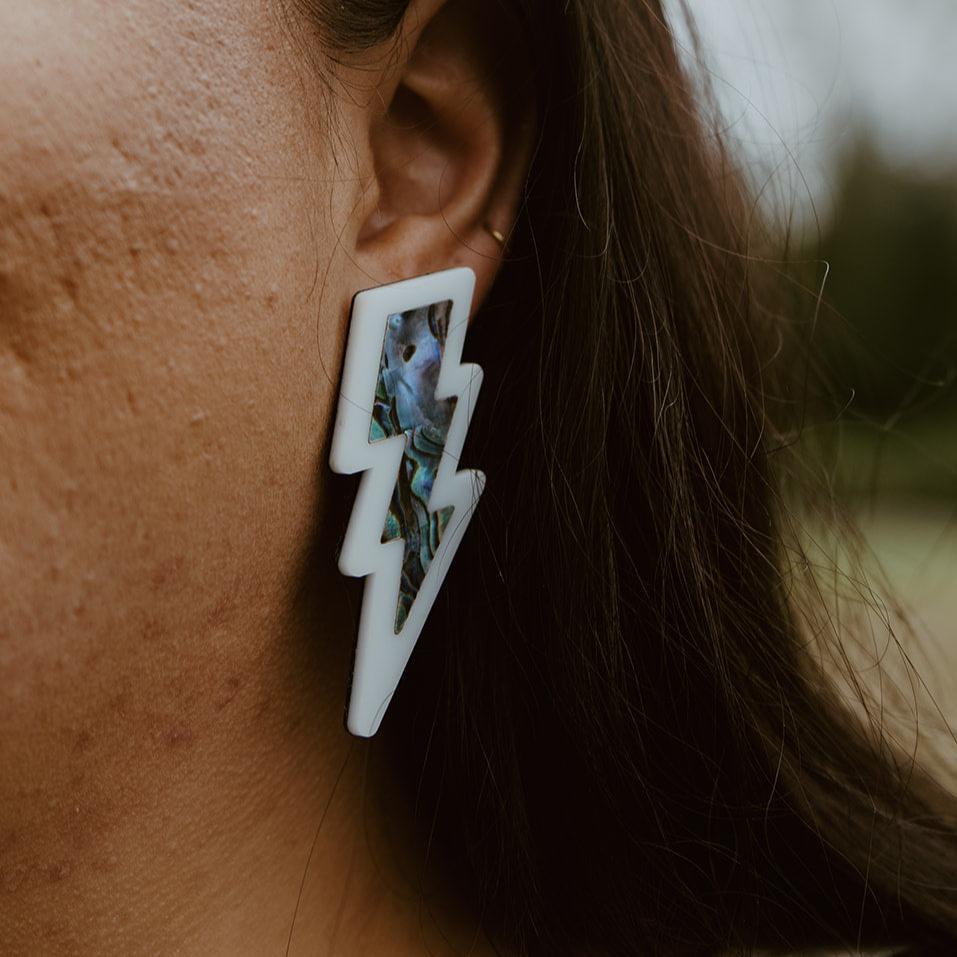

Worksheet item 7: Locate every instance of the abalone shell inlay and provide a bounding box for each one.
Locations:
[369,300,456,633]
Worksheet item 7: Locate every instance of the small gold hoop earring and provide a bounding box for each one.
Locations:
[484,223,506,246]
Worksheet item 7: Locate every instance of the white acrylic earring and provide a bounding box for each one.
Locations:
[329,267,485,737]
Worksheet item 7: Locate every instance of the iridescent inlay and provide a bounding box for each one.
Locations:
[369,300,456,633]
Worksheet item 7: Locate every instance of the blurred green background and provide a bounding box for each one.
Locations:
[801,141,957,672]
[808,136,957,502]
[675,0,957,693]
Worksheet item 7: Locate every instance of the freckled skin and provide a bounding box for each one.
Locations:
[0,1,385,952]
[0,1,518,953]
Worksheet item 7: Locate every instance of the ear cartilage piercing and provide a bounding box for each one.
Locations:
[485,223,506,245]
[329,267,485,738]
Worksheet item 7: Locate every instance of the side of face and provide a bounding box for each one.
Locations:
[0,0,532,904]
[0,0,362,865]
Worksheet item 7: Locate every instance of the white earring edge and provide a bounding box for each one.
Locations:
[329,266,484,738]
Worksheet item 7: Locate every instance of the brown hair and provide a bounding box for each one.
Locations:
[303,1,957,953]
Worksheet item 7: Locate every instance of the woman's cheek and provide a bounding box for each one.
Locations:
[0,0,348,802]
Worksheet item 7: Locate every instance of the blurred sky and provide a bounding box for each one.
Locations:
[668,0,957,221]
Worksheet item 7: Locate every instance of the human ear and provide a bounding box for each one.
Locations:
[350,0,536,308]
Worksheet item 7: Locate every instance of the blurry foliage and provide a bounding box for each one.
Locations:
[794,136,957,499]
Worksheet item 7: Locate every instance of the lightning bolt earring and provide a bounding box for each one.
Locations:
[330,267,485,737]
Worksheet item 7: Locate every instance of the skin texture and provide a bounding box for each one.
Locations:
[0,0,531,953]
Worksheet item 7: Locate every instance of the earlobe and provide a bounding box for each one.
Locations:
[353,0,535,299]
